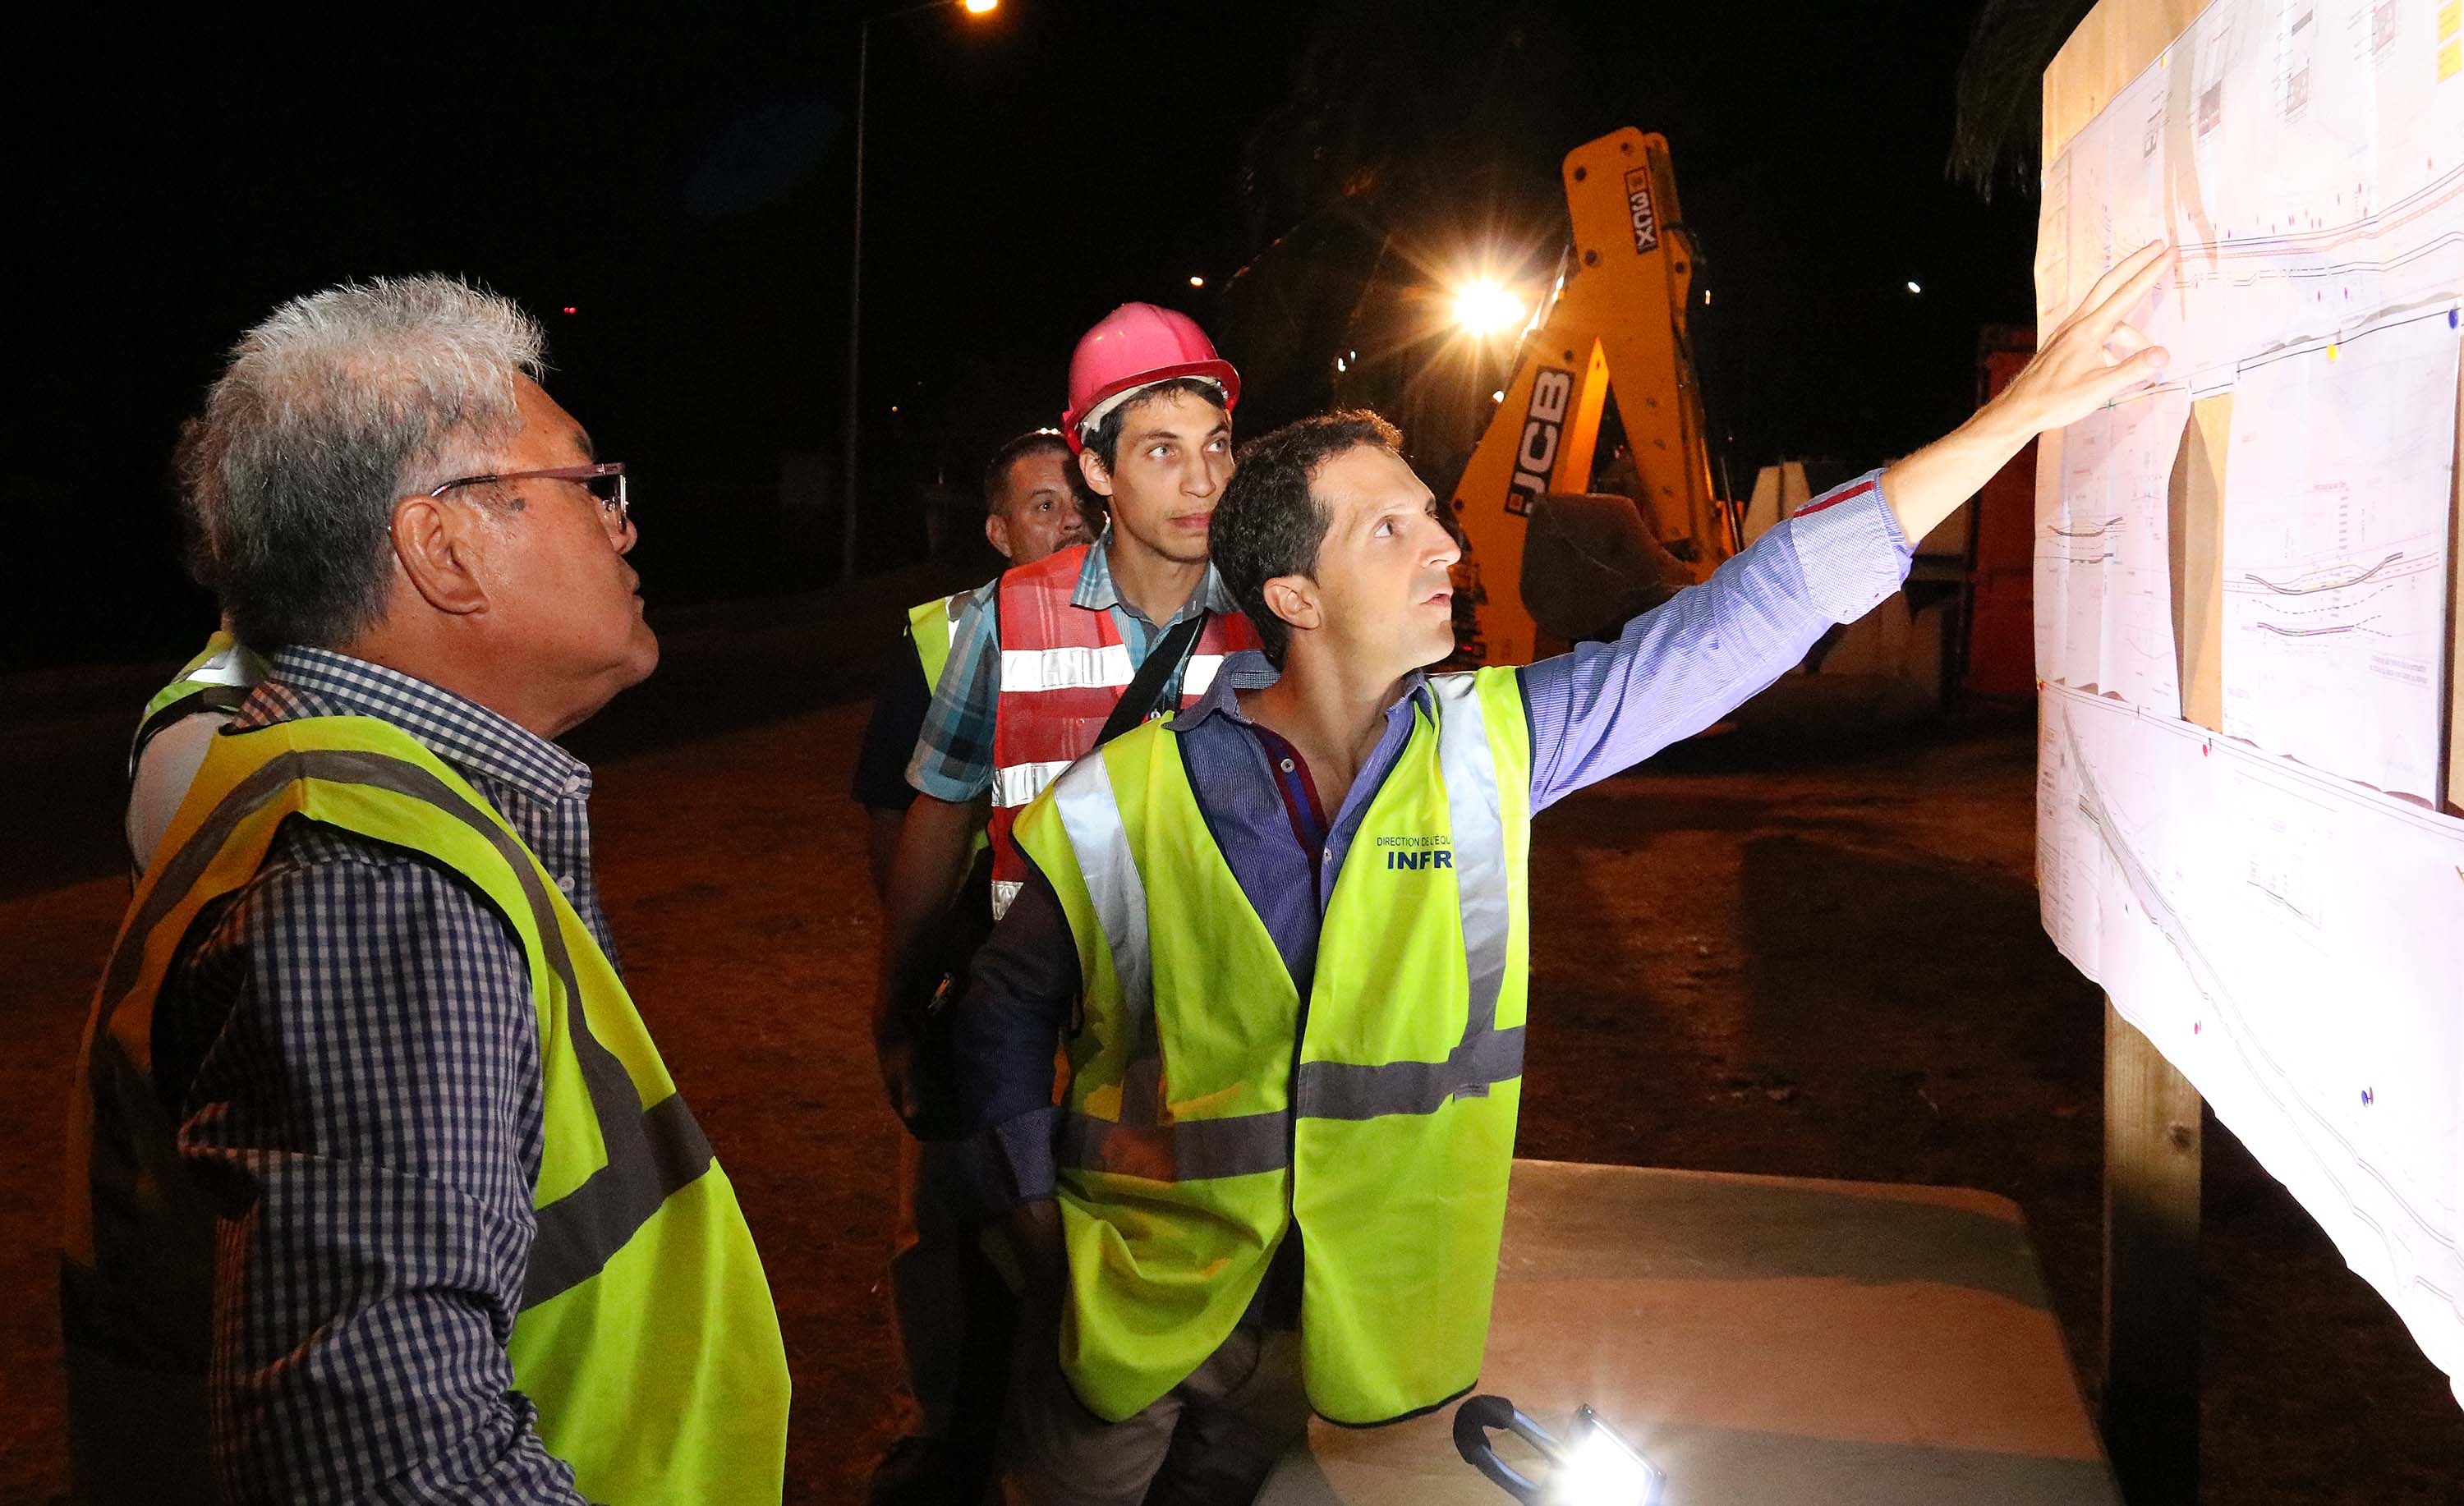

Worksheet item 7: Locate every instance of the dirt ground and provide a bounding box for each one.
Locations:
[2,637,2459,1502]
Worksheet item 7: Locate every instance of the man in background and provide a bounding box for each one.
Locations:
[854,429,1090,891]
[851,425,1088,1504]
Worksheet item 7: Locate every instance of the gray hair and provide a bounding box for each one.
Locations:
[177,275,548,650]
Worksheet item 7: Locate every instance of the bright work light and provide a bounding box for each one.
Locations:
[1454,279,1526,336]
[1454,1395,1666,1505]
[1554,1413,1661,1504]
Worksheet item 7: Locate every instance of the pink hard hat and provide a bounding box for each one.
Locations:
[1062,302,1240,452]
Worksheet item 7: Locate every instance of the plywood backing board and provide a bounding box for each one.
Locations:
[2167,394,2230,734]
[2041,0,2213,163]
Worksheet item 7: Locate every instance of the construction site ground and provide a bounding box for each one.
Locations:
[2,569,2457,1504]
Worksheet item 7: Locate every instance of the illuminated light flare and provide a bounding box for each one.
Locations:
[1452,279,1524,336]
[1556,1429,1658,1505]
[963,0,999,12]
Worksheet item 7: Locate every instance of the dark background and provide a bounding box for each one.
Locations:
[2,0,2035,673]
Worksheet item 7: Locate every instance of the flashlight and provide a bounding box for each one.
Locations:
[1453,1394,1666,1506]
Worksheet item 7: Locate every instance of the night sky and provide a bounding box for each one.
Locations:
[7,2,2039,673]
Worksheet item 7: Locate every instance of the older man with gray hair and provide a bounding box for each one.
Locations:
[62,276,791,1504]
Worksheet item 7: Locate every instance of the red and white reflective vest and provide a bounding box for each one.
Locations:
[988,544,1260,916]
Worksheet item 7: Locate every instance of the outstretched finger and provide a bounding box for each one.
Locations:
[2082,244,2173,337]
[2071,241,2168,323]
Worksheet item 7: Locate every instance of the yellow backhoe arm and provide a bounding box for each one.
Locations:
[1449,128,1734,666]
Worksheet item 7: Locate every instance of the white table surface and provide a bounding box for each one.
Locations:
[1257,1159,2119,1506]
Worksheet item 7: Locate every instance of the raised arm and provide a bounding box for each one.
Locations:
[1521,241,2175,809]
[1882,241,2172,542]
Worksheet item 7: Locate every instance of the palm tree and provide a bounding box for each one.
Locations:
[1948,0,2101,200]
[1220,0,1576,481]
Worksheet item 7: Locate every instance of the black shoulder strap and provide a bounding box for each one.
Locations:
[1095,613,1208,750]
[126,684,251,783]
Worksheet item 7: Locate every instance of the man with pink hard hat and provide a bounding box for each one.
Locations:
[868,302,1261,1498]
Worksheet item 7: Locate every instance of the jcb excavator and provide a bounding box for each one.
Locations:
[1446,127,1741,667]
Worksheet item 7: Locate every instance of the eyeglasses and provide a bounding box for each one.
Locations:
[428,462,628,529]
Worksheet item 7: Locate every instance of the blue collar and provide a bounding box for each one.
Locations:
[1170,650,1437,733]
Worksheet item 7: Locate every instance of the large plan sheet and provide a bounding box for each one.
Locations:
[2035,387,2195,714]
[2037,0,2464,392]
[2219,319,2458,800]
[2038,687,2464,1388]
[2035,0,2464,1400]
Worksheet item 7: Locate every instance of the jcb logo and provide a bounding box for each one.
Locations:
[1505,367,1574,517]
[1623,166,1659,252]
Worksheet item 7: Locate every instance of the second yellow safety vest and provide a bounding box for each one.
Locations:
[908,590,992,864]
[130,629,268,779]
[908,591,970,690]
[1012,667,1533,1426]
[63,714,791,1503]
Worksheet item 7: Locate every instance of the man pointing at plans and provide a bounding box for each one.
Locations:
[954,242,2176,1504]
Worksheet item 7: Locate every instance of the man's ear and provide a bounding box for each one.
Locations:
[1076,447,1115,499]
[984,511,1014,562]
[1260,573,1321,642]
[390,494,491,616]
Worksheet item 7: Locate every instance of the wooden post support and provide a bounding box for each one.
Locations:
[2102,998,2203,1504]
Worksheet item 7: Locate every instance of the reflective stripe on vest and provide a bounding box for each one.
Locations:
[62,716,790,1504]
[139,631,265,723]
[1010,668,1533,1425]
[986,543,1258,918]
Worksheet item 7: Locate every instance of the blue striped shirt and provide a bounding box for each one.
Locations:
[958,471,1914,1210]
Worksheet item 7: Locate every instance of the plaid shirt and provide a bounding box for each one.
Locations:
[155,647,602,1504]
[905,527,1243,801]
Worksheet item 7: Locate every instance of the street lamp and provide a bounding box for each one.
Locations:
[842,0,1000,581]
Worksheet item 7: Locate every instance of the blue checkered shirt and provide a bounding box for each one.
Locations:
[906,528,1244,801]
[153,647,600,1504]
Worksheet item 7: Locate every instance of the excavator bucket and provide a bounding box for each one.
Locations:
[1520,493,1692,644]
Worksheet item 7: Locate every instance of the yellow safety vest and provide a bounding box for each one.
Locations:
[139,630,266,723]
[1012,668,1533,1426]
[130,630,268,776]
[910,590,992,860]
[908,591,971,691]
[62,714,790,1504]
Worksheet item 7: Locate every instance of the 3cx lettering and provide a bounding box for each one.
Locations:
[1386,849,1454,870]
